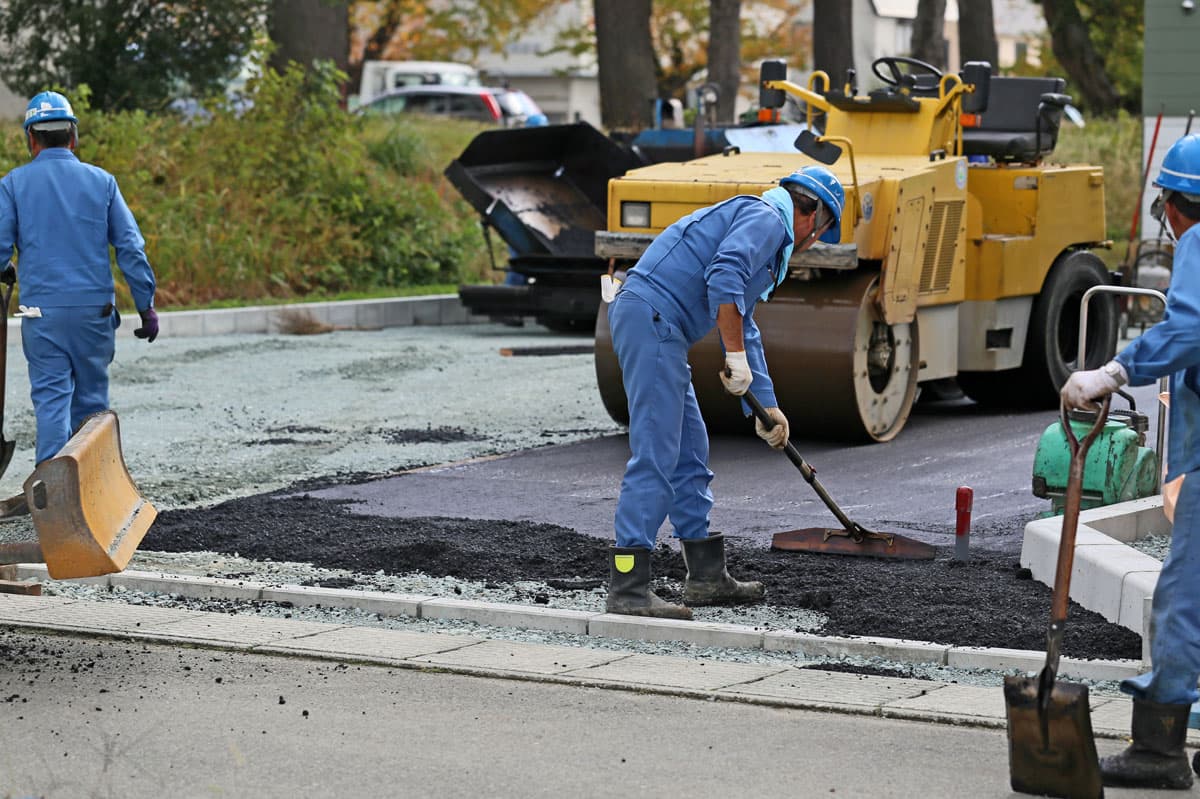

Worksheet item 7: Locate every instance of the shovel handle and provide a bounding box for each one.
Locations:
[1050,396,1111,626]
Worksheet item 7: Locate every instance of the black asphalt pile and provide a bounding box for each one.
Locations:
[146,494,1141,661]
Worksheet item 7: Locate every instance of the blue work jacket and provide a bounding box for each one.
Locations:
[619,195,791,408]
[0,148,155,310]
[1116,224,1200,480]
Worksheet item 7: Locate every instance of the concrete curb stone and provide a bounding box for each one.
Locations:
[12,565,1143,680]
[3,294,486,346]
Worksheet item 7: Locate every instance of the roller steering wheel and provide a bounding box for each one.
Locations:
[872,56,943,94]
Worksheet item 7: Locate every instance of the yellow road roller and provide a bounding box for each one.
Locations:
[594,57,1117,442]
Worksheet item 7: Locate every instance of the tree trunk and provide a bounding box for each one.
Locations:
[269,0,349,74]
[1039,0,1122,114]
[813,0,853,89]
[911,0,947,69]
[707,0,741,124]
[595,0,657,130]
[957,0,998,68]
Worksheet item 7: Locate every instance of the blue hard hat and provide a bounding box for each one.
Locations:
[23,91,77,132]
[1154,134,1200,197]
[780,165,844,243]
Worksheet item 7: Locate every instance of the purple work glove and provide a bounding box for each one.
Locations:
[134,307,159,342]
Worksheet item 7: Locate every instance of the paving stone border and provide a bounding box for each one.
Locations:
[13,565,1140,683]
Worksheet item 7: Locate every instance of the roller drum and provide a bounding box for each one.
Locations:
[594,271,919,442]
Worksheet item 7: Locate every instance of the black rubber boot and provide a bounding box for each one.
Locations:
[1100,699,1193,790]
[605,547,692,620]
[681,534,765,606]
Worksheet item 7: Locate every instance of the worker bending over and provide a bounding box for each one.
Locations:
[606,166,844,619]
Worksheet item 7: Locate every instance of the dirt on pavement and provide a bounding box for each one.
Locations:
[146,492,1142,661]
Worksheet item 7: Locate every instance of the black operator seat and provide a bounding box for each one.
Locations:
[961,76,1071,163]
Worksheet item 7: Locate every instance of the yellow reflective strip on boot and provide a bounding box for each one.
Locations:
[613,554,635,573]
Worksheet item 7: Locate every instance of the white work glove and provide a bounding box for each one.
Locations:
[1060,361,1127,410]
[755,407,790,450]
[720,350,752,396]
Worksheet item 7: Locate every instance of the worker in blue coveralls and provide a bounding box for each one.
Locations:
[1061,133,1200,790]
[605,165,844,619]
[0,92,158,474]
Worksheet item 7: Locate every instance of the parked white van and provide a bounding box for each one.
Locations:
[357,61,480,106]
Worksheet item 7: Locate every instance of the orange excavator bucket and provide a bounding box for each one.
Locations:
[25,410,156,579]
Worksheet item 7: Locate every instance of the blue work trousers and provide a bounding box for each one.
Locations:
[22,305,116,464]
[1121,468,1200,705]
[610,292,713,549]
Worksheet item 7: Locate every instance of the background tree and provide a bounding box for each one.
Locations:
[911,0,947,69]
[708,0,739,124]
[812,0,853,87]
[957,0,998,68]
[0,0,267,111]
[594,0,657,129]
[348,0,561,92]
[269,0,350,77]
[1034,0,1133,115]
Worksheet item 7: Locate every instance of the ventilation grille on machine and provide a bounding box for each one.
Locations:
[919,200,963,294]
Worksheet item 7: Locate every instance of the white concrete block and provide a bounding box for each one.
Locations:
[0,592,76,618]
[946,646,1045,672]
[1071,545,1163,624]
[14,599,198,633]
[1020,517,1123,584]
[420,597,595,635]
[379,301,415,328]
[201,309,238,336]
[326,303,358,329]
[1082,497,1169,543]
[1118,570,1159,636]
[411,298,443,326]
[259,585,429,617]
[109,570,264,601]
[15,563,111,588]
[1058,657,1141,682]
[234,308,269,334]
[354,302,387,330]
[763,630,948,665]
[159,311,203,338]
[587,613,764,650]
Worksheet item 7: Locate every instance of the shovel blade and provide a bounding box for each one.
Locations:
[771,527,936,560]
[1004,675,1103,799]
[26,410,156,580]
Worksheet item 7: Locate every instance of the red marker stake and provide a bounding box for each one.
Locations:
[955,486,973,561]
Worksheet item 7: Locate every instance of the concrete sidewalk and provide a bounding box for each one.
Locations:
[0,591,1152,740]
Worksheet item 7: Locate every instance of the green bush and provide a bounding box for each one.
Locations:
[1054,111,1142,245]
[0,62,499,309]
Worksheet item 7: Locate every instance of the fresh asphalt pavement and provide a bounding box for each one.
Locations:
[311,379,1165,554]
[0,629,1163,799]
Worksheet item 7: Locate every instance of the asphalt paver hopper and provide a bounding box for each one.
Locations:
[25,410,156,579]
[744,388,935,560]
[1004,399,1108,799]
